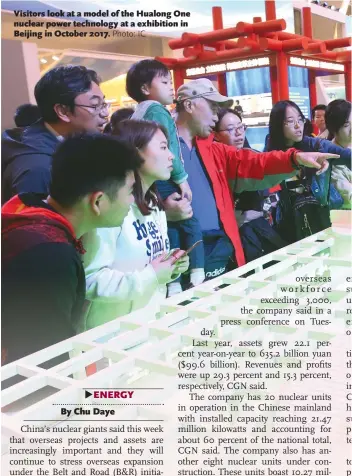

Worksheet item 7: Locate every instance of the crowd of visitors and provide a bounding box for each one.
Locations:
[1,60,350,363]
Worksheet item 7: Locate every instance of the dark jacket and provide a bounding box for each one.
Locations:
[265,135,351,206]
[1,193,86,364]
[295,136,351,167]
[264,135,351,167]
[1,121,59,204]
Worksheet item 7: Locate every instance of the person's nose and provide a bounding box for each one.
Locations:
[168,148,174,162]
[99,104,110,118]
[294,121,300,129]
[100,110,109,120]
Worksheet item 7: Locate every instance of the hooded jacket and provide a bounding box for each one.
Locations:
[1,121,59,204]
[82,202,171,330]
[2,194,85,364]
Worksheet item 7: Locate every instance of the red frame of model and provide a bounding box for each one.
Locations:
[156,0,351,108]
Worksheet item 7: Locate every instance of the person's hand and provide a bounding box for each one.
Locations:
[163,192,193,221]
[171,254,190,279]
[179,180,192,202]
[295,152,339,175]
[150,253,176,285]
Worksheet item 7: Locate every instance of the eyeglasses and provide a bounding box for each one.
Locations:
[218,124,247,134]
[284,118,306,127]
[75,102,110,115]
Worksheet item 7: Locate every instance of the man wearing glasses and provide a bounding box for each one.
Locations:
[161,78,339,276]
[2,65,109,204]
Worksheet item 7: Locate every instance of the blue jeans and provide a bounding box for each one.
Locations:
[156,179,204,280]
[202,229,235,280]
[168,218,204,271]
[157,180,234,282]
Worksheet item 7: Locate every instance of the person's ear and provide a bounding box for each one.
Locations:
[53,104,72,123]
[89,191,105,216]
[141,83,150,97]
[183,99,193,113]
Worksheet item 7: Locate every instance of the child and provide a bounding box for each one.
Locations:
[126,59,205,294]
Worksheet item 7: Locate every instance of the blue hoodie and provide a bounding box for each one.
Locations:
[1,120,59,204]
[264,135,351,206]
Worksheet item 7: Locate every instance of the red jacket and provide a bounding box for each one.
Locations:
[2,194,86,364]
[195,136,297,267]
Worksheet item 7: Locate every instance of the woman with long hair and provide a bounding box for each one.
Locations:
[82,120,189,330]
[265,100,350,242]
[214,108,287,262]
[325,99,352,209]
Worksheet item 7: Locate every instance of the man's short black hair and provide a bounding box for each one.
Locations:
[103,109,134,135]
[214,108,242,132]
[311,104,326,119]
[50,133,142,208]
[126,59,170,103]
[34,65,101,123]
[14,104,41,127]
[110,107,134,133]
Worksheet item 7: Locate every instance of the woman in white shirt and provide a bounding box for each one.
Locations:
[82,120,189,330]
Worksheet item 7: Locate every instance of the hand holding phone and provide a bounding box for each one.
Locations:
[171,240,203,263]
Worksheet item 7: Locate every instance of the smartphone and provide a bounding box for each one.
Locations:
[172,240,203,263]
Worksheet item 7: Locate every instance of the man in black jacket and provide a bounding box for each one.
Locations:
[2,133,142,364]
[2,65,109,204]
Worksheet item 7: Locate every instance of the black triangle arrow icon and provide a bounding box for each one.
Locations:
[85,390,92,399]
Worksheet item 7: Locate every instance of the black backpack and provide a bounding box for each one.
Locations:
[275,174,331,243]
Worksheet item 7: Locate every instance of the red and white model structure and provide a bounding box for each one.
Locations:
[156,0,351,107]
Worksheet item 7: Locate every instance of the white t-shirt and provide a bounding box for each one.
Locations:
[82,202,170,330]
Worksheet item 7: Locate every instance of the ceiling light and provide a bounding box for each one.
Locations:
[40,58,48,64]
[52,55,60,60]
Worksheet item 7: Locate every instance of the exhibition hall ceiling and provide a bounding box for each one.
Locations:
[38,51,140,81]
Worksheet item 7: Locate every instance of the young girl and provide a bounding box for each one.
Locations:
[266,100,351,242]
[82,120,189,331]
